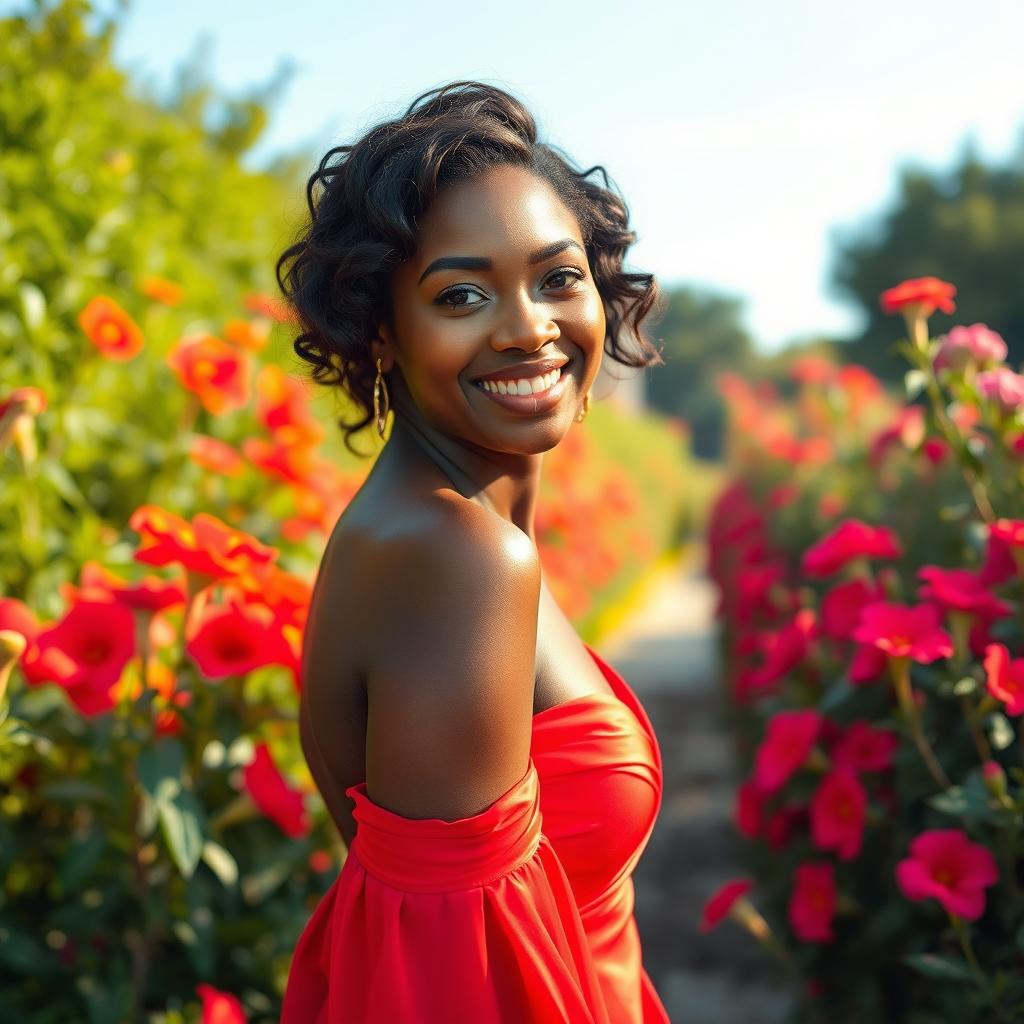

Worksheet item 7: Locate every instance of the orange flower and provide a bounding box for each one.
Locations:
[63,561,187,612]
[879,276,956,318]
[166,334,251,415]
[223,318,270,352]
[130,504,278,581]
[190,435,246,477]
[244,291,297,324]
[78,296,144,360]
[139,274,184,307]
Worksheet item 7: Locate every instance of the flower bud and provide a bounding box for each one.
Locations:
[981,760,1008,802]
[0,629,27,702]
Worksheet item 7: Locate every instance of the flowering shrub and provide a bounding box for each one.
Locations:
[0,6,692,1021]
[703,277,1024,1022]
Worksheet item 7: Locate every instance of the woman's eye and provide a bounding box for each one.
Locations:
[434,268,585,310]
[435,285,486,309]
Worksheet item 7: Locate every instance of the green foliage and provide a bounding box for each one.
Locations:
[645,285,758,459]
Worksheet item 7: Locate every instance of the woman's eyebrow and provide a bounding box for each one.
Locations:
[417,238,584,285]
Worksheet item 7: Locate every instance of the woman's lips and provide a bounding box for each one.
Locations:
[471,362,572,416]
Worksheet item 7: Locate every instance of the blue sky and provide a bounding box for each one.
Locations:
[86,0,1024,351]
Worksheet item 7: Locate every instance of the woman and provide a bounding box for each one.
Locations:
[278,80,670,1023]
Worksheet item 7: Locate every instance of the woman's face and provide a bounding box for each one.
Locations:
[378,163,605,455]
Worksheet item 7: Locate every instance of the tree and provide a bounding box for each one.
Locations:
[828,136,1024,381]
[644,285,757,459]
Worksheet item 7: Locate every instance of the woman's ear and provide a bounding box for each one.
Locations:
[369,324,396,374]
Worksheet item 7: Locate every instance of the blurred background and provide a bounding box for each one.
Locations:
[2,1,1023,1022]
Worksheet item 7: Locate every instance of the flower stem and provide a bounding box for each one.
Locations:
[907,315,996,524]
[889,656,951,789]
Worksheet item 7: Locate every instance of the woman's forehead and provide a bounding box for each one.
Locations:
[412,170,582,261]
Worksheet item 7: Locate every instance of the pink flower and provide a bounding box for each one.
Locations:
[820,578,885,641]
[851,601,953,663]
[831,721,899,772]
[990,518,1024,550]
[895,829,998,920]
[744,607,817,689]
[976,367,1024,413]
[810,768,867,861]
[982,643,1024,716]
[196,982,248,1023]
[917,565,1012,619]
[735,779,763,838]
[801,519,902,578]
[753,709,822,792]
[788,862,837,942]
[700,878,753,932]
[934,324,1007,372]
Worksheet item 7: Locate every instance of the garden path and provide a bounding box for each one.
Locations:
[598,544,795,1024]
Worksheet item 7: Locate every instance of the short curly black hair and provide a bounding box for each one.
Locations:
[276,79,665,456]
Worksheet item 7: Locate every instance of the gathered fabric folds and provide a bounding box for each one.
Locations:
[280,758,613,1023]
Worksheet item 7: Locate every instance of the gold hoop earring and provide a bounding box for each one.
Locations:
[373,356,390,438]
[576,390,591,423]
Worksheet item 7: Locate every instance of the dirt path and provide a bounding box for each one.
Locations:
[598,545,794,1024]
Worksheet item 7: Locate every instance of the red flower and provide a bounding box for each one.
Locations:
[917,565,1011,619]
[753,709,822,793]
[700,878,753,932]
[990,518,1024,550]
[186,597,282,680]
[130,505,278,582]
[78,296,144,360]
[801,519,902,578]
[979,530,1017,586]
[196,982,248,1023]
[788,862,837,942]
[734,779,763,838]
[851,601,953,663]
[895,829,998,920]
[255,365,324,447]
[243,742,311,837]
[745,607,817,689]
[190,435,246,477]
[848,642,888,684]
[982,643,1024,716]
[166,334,251,415]
[820,578,884,641]
[831,721,898,772]
[879,277,956,318]
[25,600,136,716]
[69,561,187,613]
[764,804,803,850]
[810,768,866,861]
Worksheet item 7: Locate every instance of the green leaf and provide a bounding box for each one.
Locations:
[904,369,928,399]
[987,713,1014,751]
[903,953,975,983]
[928,785,993,821]
[57,827,106,892]
[18,281,45,332]
[138,738,205,878]
[200,839,238,886]
[158,787,204,879]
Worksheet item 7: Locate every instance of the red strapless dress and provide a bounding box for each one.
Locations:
[281,642,669,1023]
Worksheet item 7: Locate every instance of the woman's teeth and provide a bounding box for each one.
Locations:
[475,367,561,396]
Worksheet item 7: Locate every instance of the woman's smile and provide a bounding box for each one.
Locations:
[469,359,574,416]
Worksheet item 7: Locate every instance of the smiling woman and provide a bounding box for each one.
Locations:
[276,80,671,1023]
